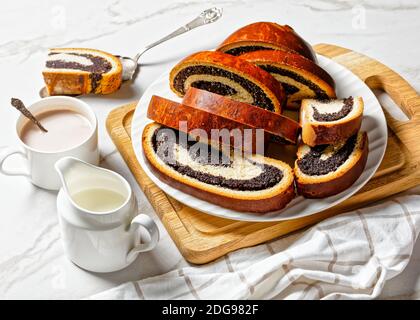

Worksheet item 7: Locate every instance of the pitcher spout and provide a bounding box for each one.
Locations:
[55,156,133,220]
[55,156,87,191]
[55,156,75,174]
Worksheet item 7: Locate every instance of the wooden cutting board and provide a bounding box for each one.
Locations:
[106,44,420,264]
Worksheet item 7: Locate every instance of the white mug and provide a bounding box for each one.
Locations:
[0,96,99,190]
[55,157,160,273]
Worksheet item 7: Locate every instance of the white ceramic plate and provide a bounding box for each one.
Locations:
[131,54,387,222]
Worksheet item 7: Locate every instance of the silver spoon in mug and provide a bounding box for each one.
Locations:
[39,7,223,98]
[11,98,48,132]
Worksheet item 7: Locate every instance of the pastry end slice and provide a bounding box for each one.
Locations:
[217,22,316,62]
[143,122,295,213]
[43,48,122,95]
[294,131,368,198]
[147,94,271,154]
[182,88,300,144]
[300,96,363,146]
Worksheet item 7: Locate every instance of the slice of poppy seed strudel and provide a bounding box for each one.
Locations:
[300,96,363,146]
[240,50,336,109]
[294,131,368,198]
[169,51,286,113]
[217,22,316,62]
[142,122,295,213]
[43,48,122,95]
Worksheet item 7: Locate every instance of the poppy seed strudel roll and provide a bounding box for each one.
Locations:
[217,22,316,62]
[169,51,286,113]
[300,96,363,146]
[143,123,295,213]
[294,131,368,198]
[43,48,122,95]
[240,50,336,109]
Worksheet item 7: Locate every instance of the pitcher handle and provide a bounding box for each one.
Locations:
[127,214,160,261]
[0,147,30,177]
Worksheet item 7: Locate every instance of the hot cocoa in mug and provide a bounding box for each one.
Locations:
[0,96,99,190]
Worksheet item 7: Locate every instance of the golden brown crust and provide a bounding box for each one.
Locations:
[142,122,296,213]
[169,50,286,113]
[240,50,335,90]
[147,95,270,153]
[147,161,296,213]
[300,97,363,146]
[240,50,336,109]
[217,22,315,61]
[301,116,363,147]
[295,132,368,198]
[97,69,122,94]
[43,48,122,95]
[182,87,300,144]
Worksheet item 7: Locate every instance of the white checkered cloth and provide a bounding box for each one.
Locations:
[88,194,420,300]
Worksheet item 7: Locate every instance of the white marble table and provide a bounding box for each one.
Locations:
[0,0,419,299]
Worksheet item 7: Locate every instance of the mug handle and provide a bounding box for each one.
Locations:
[127,214,160,261]
[0,147,30,177]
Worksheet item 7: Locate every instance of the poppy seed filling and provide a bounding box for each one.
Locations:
[46,52,112,73]
[151,127,284,191]
[280,83,300,95]
[224,46,274,56]
[191,80,237,96]
[46,52,113,91]
[259,64,329,100]
[297,135,357,176]
[312,96,354,122]
[172,65,276,112]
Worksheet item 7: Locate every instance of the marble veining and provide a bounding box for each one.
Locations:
[0,222,60,294]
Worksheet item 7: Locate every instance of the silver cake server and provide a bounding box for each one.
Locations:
[39,7,223,98]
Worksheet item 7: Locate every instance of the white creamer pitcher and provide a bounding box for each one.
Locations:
[55,157,159,273]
